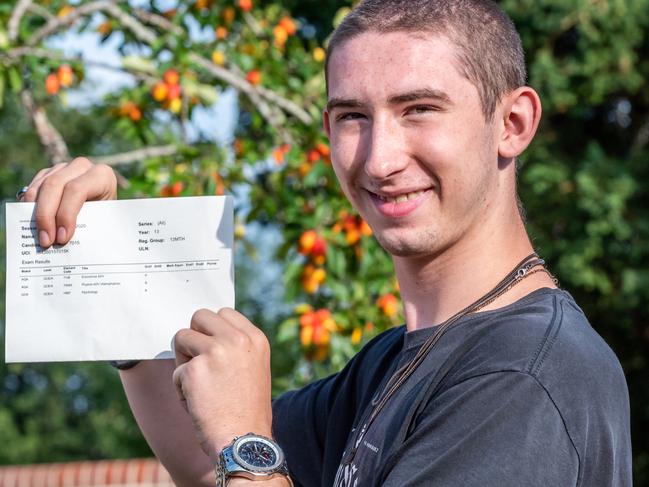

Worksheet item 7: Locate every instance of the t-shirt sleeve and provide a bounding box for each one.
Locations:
[380,371,579,487]
[272,373,345,487]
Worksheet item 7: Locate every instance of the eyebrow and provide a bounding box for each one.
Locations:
[326,88,452,112]
[388,88,452,105]
[326,98,364,112]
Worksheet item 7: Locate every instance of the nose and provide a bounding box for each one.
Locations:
[364,114,409,180]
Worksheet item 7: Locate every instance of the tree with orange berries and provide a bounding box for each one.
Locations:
[2,0,649,476]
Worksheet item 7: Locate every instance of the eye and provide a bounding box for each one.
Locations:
[405,105,440,115]
[336,112,366,121]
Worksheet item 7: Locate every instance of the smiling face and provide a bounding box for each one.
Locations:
[324,31,507,259]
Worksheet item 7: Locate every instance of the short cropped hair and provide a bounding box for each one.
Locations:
[325,0,527,120]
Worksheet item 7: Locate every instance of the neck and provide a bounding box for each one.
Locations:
[394,206,556,332]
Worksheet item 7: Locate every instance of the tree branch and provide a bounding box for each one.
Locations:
[27,1,157,47]
[132,8,184,36]
[20,89,71,165]
[26,3,55,21]
[187,53,312,125]
[8,0,33,42]
[91,145,179,166]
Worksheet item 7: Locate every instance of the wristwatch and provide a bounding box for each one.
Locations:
[215,433,293,486]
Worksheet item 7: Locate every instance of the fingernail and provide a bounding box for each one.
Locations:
[56,226,67,243]
[39,230,50,247]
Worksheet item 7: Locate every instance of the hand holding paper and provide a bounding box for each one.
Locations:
[5,196,234,363]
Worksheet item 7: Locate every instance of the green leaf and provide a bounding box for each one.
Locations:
[8,67,22,93]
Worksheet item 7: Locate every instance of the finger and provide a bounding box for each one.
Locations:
[54,164,117,244]
[190,307,252,336]
[171,363,189,412]
[34,157,94,247]
[21,163,69,202]
[214,307,269,347]
[173,328,214,367]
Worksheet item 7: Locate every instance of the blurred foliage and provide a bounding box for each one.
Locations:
[0,0,648,483]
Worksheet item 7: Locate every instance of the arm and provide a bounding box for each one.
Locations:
[119,360,215,486]
[25,159,290,486]
[122,361,291,487]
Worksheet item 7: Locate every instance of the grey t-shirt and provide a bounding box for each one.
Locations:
[272,288,632,486]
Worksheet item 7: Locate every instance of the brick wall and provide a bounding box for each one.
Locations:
[0,459,176,487]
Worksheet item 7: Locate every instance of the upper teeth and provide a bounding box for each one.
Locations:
[377,190,425,203]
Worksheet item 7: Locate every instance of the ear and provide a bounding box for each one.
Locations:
[498,86,542,159]
[323,108,332,139]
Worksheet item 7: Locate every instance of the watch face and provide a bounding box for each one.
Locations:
[233,436,283,472]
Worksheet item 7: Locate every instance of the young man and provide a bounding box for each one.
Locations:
[23,0,631,485]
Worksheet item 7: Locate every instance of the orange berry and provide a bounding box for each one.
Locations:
[238,0,253,12]
[163,69,180,86]
[302,277,319,294]
[128,105,142,122]
[342,215,357,231]
[279,17,297,35]
[351,327,362,345]
[359,219,373,236]
[45,73,60,95]
[315,142,330,157]
[57,65,74,87]
[298,230,317,255]
[194,0,211,10]
[171,181,184,196]
[97,21,112,35]
[311,237,327,257]
[307,149,321,163]
[233,139,243,155]
[322,317,337,333]
[312,325,330,346]
[119,101,138,118]
[246,70,262,86]
[211,51,225,66]
[315,309,331,322]
[312,255,326,266]
[310,345,329,361]
[166,83,182,101]
[313,47,326,62]
[168,97,182,114]
[295,303,313,315]
[311,268,326,284]
[272,147,285,164]
[57,6,74,18]
[222,7,235,24]
[298,162,311,177]
[151,82,168,101]
[300,325,313,347]
[210,172,225,195]
[273,25,289,47]
[377,294,399,318]
[215,26,228,40]
[299,311,315,328]
[345,228,361,246]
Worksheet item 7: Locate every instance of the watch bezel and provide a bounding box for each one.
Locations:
[232,434,284,473]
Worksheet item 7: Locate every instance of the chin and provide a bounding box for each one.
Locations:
[374,228,445,259]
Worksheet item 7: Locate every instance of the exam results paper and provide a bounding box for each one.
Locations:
[4,196,234,363]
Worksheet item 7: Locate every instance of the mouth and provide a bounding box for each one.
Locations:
[366,188,432,218]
